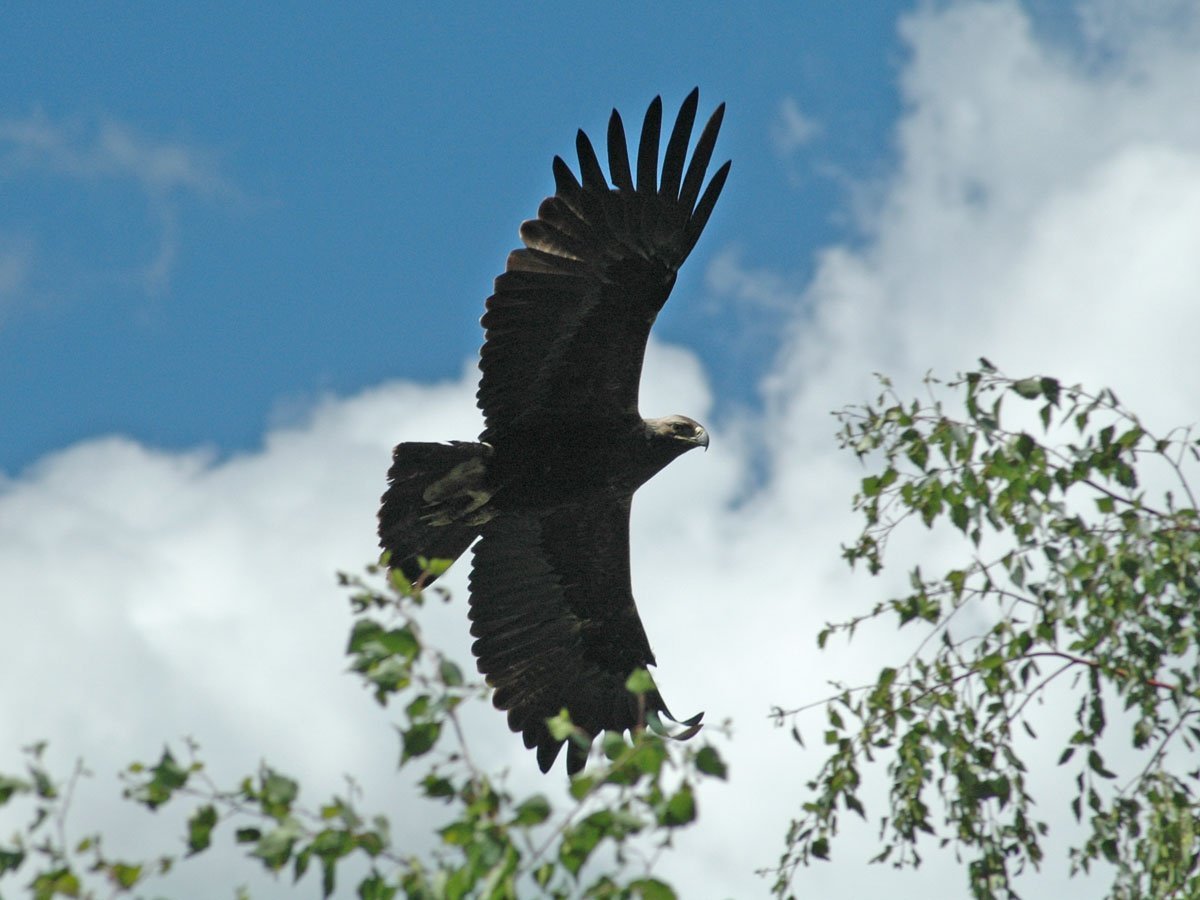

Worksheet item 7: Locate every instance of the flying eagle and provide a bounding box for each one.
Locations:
[379,89,729,773]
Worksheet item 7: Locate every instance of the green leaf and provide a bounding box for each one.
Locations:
[187,804,217,855]
[568,773,596,801]
[1039,376,1060,403]
[0,774,30,806]
[694,745,728,780]
[906,438,929,471]
[388,567,413,595]
[311,828,354,858]
[439,820,475,846]
[1117,426,1143,449]
[546,709,575,741]
[946,568,967,598]
[1011,378,1042,399]
[347,617,383,653]
[601,730,629,760]
[378,626,420,661]
[260,769,299,819]
[294,845,313,882]
[559,821,603,876]
[439,659,464,687]
[629,738,668,777]
[358,872,398,900]
[1087,749,1117,780]
[356,828,386,857]
[950,501,969,533]
[108,861,143,889]
[400,722,442,763]
[659,784,696,827]
[625,668,656,695]
[512,794,552,827]
[418,557,453,578]
[406,694,430,720]
[630,877,678,900]
[30,868,80,898]
[421,774,455,799]
[0,845,25,875]
[128,748,189,810]
[534,862,555,888]
[1014,431,1036,460]
[321,855,337,898]
[252,822,300,870]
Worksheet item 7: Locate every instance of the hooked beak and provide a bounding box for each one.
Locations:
[697,427,710,452]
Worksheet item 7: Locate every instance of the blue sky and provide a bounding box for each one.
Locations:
[7,2,1200,897]
[3,2,915,473]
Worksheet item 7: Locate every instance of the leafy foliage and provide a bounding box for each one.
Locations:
[774,364,1200,899]
[0,565,726,898]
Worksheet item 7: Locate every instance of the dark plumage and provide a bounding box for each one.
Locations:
[378,89,729,773]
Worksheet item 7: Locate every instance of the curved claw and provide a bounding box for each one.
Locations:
[647,708,705,741]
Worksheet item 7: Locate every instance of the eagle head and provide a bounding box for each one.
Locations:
[645,414,709,452]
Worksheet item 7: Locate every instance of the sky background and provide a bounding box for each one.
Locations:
[4,1,1200,897]
[0,1,913,473]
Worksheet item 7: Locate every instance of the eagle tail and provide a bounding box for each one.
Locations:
[378,441,494,586]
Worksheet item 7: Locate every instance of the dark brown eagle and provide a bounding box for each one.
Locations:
[378,89,729,774]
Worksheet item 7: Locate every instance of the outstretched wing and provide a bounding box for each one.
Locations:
[467,501,695,773]
[477,88,730,442]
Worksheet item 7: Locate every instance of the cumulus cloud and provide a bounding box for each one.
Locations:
[708,2,1200,889]
[707,246,805,315]
[4,1,1200,897]
[694,0,1200,892]
[766,0,1200,437]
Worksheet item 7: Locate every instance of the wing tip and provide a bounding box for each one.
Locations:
[636,95,665,195]
[536,735,565,773]
[575,127,608,190]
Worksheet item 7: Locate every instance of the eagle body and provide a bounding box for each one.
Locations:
[379,90,729,773]
[483,413,707,508]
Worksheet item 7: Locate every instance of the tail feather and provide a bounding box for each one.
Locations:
[378,441,493,585]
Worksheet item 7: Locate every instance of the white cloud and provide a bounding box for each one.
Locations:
[4,1,1200,896]
[707,246,805,314]
[1075,0,1200,61]
[772,96,822,157]
[0,113,234,198]
[0,112,238,298]
[711,0,1200,893]
[768,0,1200,435]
